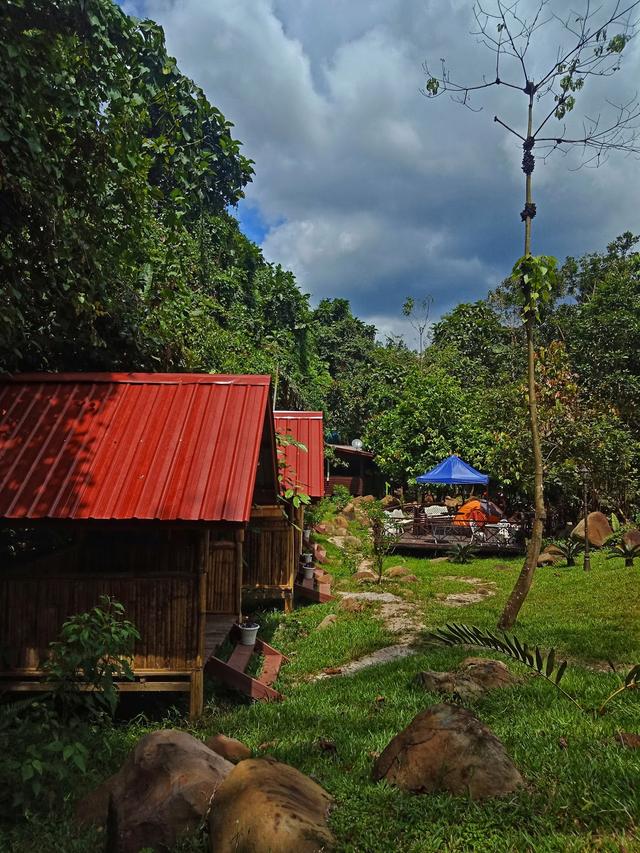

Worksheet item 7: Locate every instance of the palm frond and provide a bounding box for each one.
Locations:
[431,623,581,709]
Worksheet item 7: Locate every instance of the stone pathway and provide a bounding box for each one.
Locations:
[313,643,418,679]
[309,560,497,680]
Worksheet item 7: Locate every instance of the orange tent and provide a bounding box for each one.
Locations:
[453,498,502,527]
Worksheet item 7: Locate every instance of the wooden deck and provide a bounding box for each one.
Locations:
[397,516,528,555]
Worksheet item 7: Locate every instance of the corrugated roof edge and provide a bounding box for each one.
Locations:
[274,411,324,419]
[3,373,272,385]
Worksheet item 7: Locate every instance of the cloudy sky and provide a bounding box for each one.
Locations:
[124,0,640,343]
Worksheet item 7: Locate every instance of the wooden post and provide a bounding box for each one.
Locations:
[190,529,209,720]
[189,669,204,720]
[235,528,244,622]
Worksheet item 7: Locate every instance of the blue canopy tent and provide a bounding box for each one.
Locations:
[416,455,489,486]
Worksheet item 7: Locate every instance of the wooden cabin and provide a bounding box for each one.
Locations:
[242,411,324,610]
[326,443,383,497]
[0,372,279,718]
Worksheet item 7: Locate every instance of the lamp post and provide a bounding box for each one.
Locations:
[578,465,591,572]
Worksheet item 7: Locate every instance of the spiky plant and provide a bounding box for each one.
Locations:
[551,538,584,567]
[447,543,476,564]
[607,540,640,568]
[432,623,640,717]
[431,623,579,709]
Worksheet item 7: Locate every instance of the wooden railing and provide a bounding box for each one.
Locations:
[411,510,528,550]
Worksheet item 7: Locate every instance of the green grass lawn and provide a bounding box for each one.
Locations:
[2,546,639,852]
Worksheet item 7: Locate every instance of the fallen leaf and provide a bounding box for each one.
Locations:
[316,738,337,753]
[323,666,343,675]
[617,732,640,749]
[558,736,568,750]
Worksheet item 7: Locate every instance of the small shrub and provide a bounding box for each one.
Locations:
[607,540,640,568]
[342,538,364,574]
[0,596,140,816]
[331,485,352,511]
[44,594,140,718]
[447,543,476,564]
[358,499,404,581]
[552,538,584,567]
[0,699,91,814]
[304,497,333,528]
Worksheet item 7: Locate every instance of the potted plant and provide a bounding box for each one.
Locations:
[302,551,314,565]
[236,616,260,646]
[302,560,316,581]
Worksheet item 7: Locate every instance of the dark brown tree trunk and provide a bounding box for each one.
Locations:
[498,92,546,630]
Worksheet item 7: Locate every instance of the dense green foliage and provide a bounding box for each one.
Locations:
[2,0,640,515]
[0,595,138,815]
[0,0,329,408]
[364,236,640,518]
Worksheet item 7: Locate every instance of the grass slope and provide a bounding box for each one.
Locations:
[2,547,639,852]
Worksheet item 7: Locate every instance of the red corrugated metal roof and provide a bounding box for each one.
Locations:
[274,411,324,499]
[0,373,274,523]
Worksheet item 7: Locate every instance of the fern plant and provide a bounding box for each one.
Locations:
[607,540,640,568]
[447,543,476,564]
[552,538,584,567]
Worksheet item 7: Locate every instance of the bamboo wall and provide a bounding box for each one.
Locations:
[244,512,295,589]
[205,539,238,614]
[0,572,199,673]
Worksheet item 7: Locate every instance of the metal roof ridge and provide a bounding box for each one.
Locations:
[2,372,272,386]
[274,411,324,419]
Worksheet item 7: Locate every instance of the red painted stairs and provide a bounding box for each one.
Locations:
[206,637,288,702]
[294,565,334,604]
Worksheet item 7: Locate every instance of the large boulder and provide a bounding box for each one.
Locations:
[209,757,334,852]
[385,565,410,578]
[571,512,613,547]
[76,729,233,853]
[416,658,518,702]
[372,703,523,799]
[623,528,640,549]
[381,495,400,509]
[313,543,328,564]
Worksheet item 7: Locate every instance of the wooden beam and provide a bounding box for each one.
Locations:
[191,529,209,721]
[250,505,285,519]
[189,669,204,719]
[235,528,244,622]
[2,681,190,693]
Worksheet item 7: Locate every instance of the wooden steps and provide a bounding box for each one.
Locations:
[206,637,288,702]
[294,567,334,604]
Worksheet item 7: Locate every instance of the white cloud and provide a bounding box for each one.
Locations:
[138,0,640,326]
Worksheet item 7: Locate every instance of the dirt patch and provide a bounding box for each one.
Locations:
[436,576,497,607]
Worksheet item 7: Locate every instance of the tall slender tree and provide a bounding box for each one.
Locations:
[424,0,640,628]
